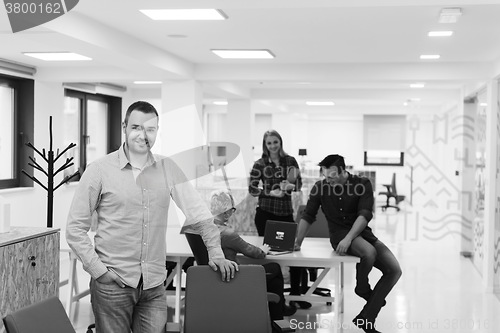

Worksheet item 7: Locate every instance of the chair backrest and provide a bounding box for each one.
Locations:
[296,204,329,238]
[3,296,76,333]
[185,233,209,265]
[390,173,398,195]
[184,265,271,333]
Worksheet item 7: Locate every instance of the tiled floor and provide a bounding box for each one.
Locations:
[59,201,500,332]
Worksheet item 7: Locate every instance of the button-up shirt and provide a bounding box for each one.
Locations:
[66,144,224,290]
[302,173,377,245]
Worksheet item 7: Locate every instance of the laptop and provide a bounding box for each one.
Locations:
[263,220,298,255]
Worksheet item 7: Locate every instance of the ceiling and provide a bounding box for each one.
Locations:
[1,0,500,112]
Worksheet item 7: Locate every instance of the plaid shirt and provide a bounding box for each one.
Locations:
[249,155,302,216]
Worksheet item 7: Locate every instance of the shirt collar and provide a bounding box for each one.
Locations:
[118,143,157,170]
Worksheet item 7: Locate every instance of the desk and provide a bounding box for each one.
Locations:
[60,231,95,320]
[165,231,359,333]
[165,229,193,324]
[64,229,359,333]
[239,236,359,326]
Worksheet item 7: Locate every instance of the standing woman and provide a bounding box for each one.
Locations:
[249,130,310,308]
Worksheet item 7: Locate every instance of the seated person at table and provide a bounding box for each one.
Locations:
[210,189,297,320]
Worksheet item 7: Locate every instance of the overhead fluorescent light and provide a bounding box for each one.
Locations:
[428,31,453,37]
[409,98,421,102]
[134,81,162,85]
[306,101,335,106]
[420,54,440,60]
[211,49,274,59]
[410,83,425,88]
[439,8,462,24]
[23,52,91,61]
[140,9,227,20]
[479,102,488,107]
[213,101,228,106]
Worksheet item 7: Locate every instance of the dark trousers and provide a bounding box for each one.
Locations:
[263,262,286,320]
[255,207,304,296]
[347,236,402,322]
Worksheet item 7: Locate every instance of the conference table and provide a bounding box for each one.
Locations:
[165,228,359,332]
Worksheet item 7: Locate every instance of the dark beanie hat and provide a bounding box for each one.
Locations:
[318,154,346,169]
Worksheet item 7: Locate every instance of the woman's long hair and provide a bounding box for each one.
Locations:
[261,130,287,159]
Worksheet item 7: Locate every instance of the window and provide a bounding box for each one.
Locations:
[63,90,122,178]
[0,74,34,190]
[363,115,406,166]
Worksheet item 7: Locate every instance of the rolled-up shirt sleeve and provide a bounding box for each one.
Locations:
[166,159,225,260]
[357,178,374,223]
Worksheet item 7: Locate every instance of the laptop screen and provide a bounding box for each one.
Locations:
[263,220,298,252]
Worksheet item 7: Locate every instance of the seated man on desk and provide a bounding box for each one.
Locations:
[294,155,402,333]
[210,189,297,320]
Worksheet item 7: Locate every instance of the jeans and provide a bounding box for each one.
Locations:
[263,262,286,320]
[347,236,402,322]
[90,278,167,333]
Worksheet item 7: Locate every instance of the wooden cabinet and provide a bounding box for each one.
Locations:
[0,228,60,333]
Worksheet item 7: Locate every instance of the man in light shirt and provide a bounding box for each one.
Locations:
[67,101,238,333]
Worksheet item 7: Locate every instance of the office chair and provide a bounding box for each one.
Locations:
[185,265,282,333]
[185,232,278,300]
[378,173,405,212]
[185,233,294,332]
[3,296,76,333]
[295,205,332,305]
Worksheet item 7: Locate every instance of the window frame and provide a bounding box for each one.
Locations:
[64,89,121,178]
[0,74,34,190]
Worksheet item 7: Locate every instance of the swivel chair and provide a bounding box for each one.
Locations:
[378,173,405,212]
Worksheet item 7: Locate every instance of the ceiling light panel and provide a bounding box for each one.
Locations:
[211,49,275,59]
[306,101,335,106]
[428,31,453,37]
[420,54,440,60]
[134,81,162,84]
[23,52,92,61]
[140,9,227,20]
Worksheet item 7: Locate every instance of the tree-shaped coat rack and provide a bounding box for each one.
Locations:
[22,116,80,228]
